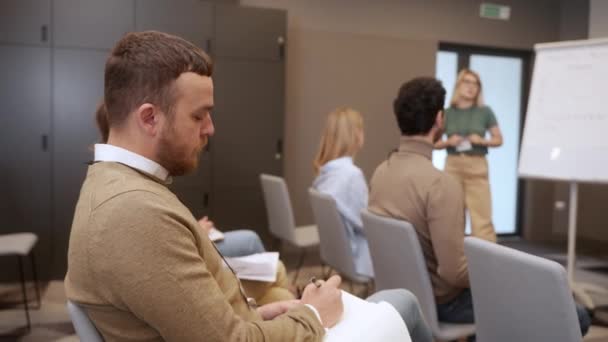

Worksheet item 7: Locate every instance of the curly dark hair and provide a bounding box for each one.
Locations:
[393,77,446,135]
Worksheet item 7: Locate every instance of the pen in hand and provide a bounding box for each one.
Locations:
[301,275,343,328]
[310,276,323,288]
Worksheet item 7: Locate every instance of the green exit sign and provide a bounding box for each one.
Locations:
[480,3,511,20]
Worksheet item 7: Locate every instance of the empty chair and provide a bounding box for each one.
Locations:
[260,174,319,284]
[361,210,475,341]
[0,233,41,332]
[67,300,104,342]
[308,189,372,294]
[464,237,583,342]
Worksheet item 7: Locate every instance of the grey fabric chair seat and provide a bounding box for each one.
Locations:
[464,237,583,342]
[67,300,104,342]
[361,210,475,341]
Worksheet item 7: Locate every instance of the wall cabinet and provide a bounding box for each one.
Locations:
[0,45,52,279]
[0,1,285,279]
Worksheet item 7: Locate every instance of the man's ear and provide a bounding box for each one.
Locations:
[434,110,444,128]
[135,103,161,136]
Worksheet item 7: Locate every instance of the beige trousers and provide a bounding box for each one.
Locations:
[241,260,295,305]
[445,154,497,243]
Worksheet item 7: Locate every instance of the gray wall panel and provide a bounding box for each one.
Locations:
[0,0,51,46]
[52,48,106,276]
[215,5,286,60]
[53,0,135,49]
[0,45,52,279]
[136,0,213,48]
[211,59,284,234]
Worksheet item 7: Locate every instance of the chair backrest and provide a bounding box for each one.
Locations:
[464,237,582,342]
[260,174,297,244]
[361,209,441,332]
[67,300,104,342]
[308,188,363,281]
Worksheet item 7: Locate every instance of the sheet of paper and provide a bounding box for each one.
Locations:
[324,291,411,342]
[208,227,225,242]
[224,252,278,282]
[456,139,472,152]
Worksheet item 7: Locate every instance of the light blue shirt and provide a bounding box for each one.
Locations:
[313,156,374,277]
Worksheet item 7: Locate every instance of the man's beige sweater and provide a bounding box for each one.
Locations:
[65,162,324,341]
[368,137,469,304]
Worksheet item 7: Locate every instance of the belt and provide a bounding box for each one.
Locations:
[448,152,485,157]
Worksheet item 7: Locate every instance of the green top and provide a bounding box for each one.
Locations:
[445,105,498,155]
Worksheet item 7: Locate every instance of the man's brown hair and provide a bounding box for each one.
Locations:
[103,31,213,129]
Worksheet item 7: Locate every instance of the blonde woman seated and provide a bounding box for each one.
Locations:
[312,107,373,278]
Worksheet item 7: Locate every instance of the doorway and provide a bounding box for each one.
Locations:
[434,43,532,236]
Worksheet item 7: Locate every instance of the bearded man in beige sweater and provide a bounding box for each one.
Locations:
[65,31,431,341]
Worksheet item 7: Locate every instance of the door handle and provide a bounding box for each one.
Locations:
[277,36,285,60]
[275,139,283,160]
[41,25,48,42]
[203,193,209,208]
[41,135,48,151]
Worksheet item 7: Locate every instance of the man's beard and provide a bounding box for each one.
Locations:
[156,128,203,177]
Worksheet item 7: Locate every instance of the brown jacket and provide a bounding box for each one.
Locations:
[368,136,469,304]
[65,162,324,341]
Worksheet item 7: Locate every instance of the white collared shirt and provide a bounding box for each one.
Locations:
[94,144,172,184]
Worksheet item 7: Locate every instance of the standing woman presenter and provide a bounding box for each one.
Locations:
[435,69,503,242]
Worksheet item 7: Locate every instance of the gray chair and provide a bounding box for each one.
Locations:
[361,209,475,341]
[464,237,583,342]
[308,189,372,294]
[67,300,104,342]
[260,174,319,284]
[0,233,41,332]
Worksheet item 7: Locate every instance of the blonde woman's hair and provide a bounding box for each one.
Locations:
[313,107,364,176]
[449,69,484,107]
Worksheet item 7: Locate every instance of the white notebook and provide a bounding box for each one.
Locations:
[208,227,225,242]
[224,252,279,282]
[324,291,411,342]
